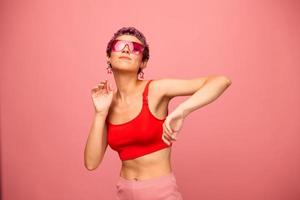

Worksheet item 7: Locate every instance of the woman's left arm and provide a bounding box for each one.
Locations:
[158,75,232,145]
[174,75,232,118]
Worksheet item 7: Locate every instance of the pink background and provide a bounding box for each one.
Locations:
[1,0,300,199]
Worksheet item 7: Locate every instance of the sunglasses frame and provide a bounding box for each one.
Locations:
[111,39,145,55]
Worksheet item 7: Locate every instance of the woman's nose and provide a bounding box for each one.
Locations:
[122,44,130,53]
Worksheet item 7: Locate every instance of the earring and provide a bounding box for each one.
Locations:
[106,62,112,74]
[138,70,144,79]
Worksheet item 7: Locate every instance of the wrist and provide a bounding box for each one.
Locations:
[94,111,108,117]
[175,104,190,118]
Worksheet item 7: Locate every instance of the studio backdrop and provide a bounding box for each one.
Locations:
[1,0,299,200]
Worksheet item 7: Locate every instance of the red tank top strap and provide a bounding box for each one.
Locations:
[142,79,152,104]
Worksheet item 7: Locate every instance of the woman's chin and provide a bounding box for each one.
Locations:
[113,65,135,72]
[114,62,133,68]
[118,59,131,63]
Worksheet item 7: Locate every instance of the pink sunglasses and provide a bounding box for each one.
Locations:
[111,39,145,55]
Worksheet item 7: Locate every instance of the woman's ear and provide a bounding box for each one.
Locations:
[140,60,147,70]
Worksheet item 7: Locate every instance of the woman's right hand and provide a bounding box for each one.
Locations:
[90,79,114,114]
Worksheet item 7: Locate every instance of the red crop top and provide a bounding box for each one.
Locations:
[106,79,172,161]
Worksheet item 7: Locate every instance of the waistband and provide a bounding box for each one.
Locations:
[117,172,176,187]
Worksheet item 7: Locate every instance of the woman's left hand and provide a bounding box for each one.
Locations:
[162,108,185,145]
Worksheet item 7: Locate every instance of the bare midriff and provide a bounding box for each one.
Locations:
[119,147,172,181]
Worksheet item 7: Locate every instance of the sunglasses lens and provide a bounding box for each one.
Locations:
[132,42,144,54]
[112,40,126,52]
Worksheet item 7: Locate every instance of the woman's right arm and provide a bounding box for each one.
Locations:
[84,111,108,170]
[84,80,114,170]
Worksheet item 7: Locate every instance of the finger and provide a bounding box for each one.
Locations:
[97,84,105,89]
[98,83,108,91]
[163,127,177,141]
[91,86,100,93]
[163,130,172,141]
[97,81,106,87]
[170,132,177,140]
[168,132,177,141]
[165,119,174,134]
[97,86,105,94]
[98,79,107,85]
[163,121,173,135]
[162,134,171,145]
[97,81,105,85]
[105,80,109,92]
[163,122,171,135]
[108,83,113,92]
[162,137,170,145]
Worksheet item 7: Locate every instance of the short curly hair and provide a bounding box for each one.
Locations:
[106,27,150,74]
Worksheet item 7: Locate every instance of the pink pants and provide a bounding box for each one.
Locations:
[115,172,183,200]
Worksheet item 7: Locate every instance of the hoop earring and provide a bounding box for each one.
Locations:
[138,70,144,79]
[106,63,112,74]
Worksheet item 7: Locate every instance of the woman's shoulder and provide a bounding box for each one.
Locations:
[145,78,168,100]
[146,78,164,90]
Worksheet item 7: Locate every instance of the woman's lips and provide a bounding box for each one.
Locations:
[119,56,131,60]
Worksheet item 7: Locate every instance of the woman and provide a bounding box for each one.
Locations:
[84,27,232,200]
